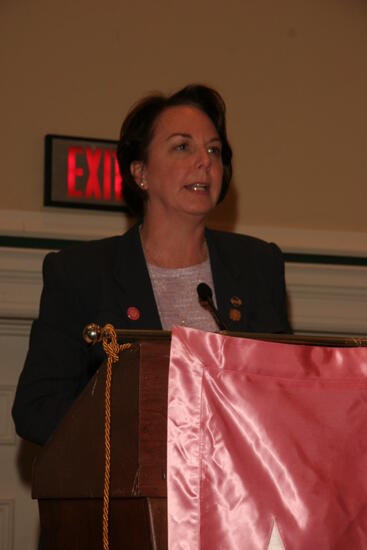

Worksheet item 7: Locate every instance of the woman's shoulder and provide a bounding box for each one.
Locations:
[46,234,121,262]
[45,225,138,269]
[42,225,139,287]
[42,235,119,279]
[206,228,282,257]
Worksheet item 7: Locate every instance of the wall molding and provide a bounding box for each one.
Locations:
[0,208,366,258]
[1,246,366,335]
[0,320,32,338]
[0,248,46,319]
[0,500,14,550]
[238,224,367,258]
[0,387,16,445]
[0,208,130,243]
[285,263,367,335]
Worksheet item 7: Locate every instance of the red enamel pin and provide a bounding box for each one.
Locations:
[127,306,140,321]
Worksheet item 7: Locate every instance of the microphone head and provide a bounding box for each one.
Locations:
[197,282,213,302]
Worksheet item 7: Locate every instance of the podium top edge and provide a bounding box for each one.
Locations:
[113,329,367,347]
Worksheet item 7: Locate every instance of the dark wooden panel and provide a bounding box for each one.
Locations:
[34,339,170,548]
[138,341,170,497]
[33,345,141,498]
[39,498,166,549]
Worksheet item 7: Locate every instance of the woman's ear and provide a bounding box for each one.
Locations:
[130,161,148,190]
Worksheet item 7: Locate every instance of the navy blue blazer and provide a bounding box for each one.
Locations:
[12,224,290,445]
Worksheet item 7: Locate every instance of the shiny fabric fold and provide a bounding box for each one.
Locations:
[167,326,367,550]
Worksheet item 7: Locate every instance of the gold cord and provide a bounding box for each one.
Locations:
[101,324,132,550]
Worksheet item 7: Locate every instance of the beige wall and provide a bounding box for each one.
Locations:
[1,0,367,234]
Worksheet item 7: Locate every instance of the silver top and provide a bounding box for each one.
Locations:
[147,258,218,331]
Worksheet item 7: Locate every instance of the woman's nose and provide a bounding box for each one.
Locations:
[195,146,211,170]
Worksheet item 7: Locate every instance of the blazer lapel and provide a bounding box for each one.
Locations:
[206,229,251,332]
[112,224,162,330]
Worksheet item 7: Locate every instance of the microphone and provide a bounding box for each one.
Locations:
[197,283,228,331]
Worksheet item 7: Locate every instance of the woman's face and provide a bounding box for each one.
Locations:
[131,105,223,222]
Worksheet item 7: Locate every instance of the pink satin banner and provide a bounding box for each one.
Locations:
[167,326,367,550]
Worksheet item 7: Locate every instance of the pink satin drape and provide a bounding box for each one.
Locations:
[167,327,367,550]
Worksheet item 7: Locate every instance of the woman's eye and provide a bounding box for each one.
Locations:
[175,143,188,152]
[208,145,221,156]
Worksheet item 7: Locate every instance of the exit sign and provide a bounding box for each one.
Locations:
[44,134,128,212]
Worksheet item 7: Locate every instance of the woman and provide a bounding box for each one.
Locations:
[12,84,290,445]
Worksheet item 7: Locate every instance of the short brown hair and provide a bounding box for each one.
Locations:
[117,84,233,217]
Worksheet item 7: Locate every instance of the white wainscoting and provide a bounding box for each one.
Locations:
[0,249,46,320]
[285,262,367,335]
[0,387,16,446]
[0,315,39,550]
[0,500,14,550]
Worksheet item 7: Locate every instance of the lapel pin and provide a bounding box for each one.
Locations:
[229,308,241,322]
[127,306,140,321]
[230,296,243,307]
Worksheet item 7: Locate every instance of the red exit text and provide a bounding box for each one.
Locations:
[67,146,123,202]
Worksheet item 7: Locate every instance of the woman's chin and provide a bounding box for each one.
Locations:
[145,195,217,222]
[180,205,215,219]
[181,192,218,216]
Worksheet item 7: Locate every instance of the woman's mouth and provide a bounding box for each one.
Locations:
[185,183,209,192]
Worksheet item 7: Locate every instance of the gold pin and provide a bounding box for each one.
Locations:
[229,308,241,322]
[230,296,242,307]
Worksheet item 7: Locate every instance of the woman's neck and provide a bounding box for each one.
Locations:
[140,215,207,268]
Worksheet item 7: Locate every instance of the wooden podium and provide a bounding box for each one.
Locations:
[32,330,367,549]
[33,336,171,549]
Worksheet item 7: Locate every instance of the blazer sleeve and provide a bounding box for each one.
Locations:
[12,251,95,445]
